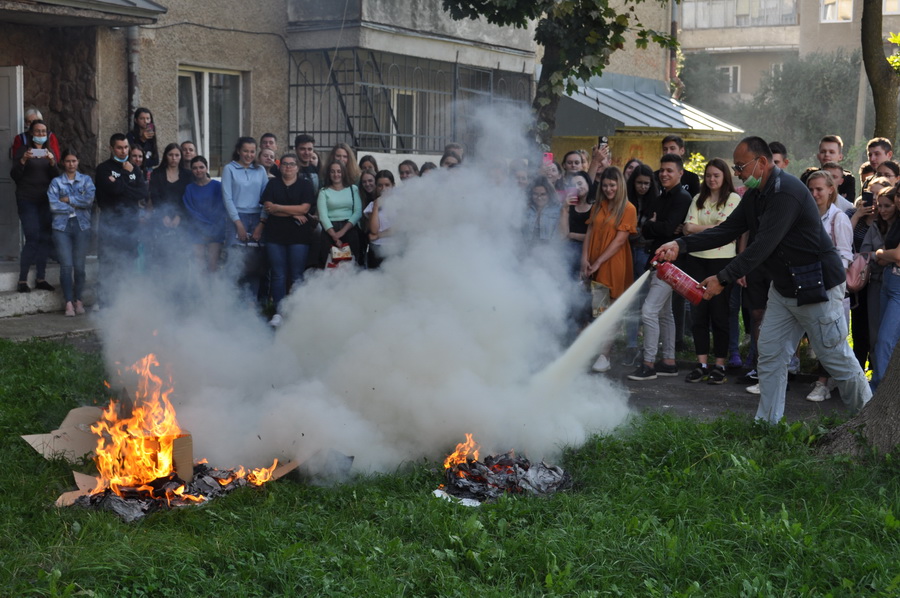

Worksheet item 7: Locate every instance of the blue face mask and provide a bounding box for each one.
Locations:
[32,136,48,145]
[113,155,128,163]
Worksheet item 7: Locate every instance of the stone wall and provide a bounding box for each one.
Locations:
[0,23,98,171]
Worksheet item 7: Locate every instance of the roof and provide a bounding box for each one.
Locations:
[0,0,166,26]
[564,87,744,141]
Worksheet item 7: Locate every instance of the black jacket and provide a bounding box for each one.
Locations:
[94,158,149,216]
[642,183,692,254]
[677,167,844,297]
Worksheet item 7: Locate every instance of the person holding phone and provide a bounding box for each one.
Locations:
[126,107,159,172]
[12,120,58,293]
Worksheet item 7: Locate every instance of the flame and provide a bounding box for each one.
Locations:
[88,354,278,503]
[444,433,480,469]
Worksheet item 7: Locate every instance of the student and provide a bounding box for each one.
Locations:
[816,135,855,200]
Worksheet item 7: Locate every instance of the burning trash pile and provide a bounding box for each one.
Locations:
[437,434,571,504]
[23,354,295,522]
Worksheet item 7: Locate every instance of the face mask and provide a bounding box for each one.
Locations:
[743,159,761,189]
[32,136,48,145]
[113,155,128,163]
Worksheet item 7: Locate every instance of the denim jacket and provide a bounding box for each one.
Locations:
[48,172,95,232]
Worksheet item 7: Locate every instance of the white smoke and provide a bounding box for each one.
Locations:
[96,105,632,474]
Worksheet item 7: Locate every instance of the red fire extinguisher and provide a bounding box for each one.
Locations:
[651,260,704,305]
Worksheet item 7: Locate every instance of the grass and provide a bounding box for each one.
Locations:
[3,339,900,597]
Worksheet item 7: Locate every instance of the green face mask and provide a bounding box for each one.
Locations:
[743,158,761,189]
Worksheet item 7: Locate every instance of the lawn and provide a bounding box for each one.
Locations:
[2,338,900,597]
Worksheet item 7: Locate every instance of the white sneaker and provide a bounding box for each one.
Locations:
[268,314,283,328]
[591,354,611,373]
[746,383,760,395]
[805,381,831,402]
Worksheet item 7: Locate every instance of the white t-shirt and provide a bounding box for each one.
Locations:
[364,201,393,246]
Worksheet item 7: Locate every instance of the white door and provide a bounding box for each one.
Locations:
[0,66,24,260]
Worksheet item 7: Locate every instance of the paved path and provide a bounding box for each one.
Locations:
[0,312,847,423]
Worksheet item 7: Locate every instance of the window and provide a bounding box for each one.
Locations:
[717,65,740,94]
[178,68,242,175]
[821,0,853,22]
[885,0,900,14]
[681,0,797,29]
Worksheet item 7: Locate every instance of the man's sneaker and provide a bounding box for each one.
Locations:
[655,361,679,377]
[685,364,708,383]
[739,369,759,383]
[621,347,642,367]
[627,364,657,381]
[591,354,611,373]
[746,383,760,395]
[805,381,831,402]
[728,352,743,369]
[707,365,727,385]
[268,314,284,328]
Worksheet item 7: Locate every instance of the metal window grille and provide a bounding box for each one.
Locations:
[289,48,531,154]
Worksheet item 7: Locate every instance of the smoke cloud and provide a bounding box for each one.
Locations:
[96,105,632,475]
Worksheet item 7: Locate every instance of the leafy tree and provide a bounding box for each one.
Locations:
[441,0,676,148]
[861,0,900,142]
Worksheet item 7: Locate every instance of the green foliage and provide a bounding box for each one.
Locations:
[4,340,900,595]
[888,33,900,73]
[683,152,708,177]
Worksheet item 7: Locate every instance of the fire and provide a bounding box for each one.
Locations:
[89,354,278,502]
[444,433,480,469]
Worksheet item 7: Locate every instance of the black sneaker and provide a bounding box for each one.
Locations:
[655,361,679,377]
[707,365,727,385]
[35,279,55,291]
[685,364,708,383]
[627,364,657,381]
[739,369,759,383]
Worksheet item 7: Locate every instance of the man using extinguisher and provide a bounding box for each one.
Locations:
[655,136,870,424]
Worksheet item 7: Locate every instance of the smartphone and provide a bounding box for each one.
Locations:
[862,191,874,207]
[31,148,48,158]
[147,123,155,132]
[543,152,554,165]
[597,135,609,148]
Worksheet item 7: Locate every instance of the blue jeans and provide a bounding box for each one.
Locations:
[873,269,900,389]
[52,219,88,303]
[17,197,52,281]
[756,282,870,424]
[265,242,309,311]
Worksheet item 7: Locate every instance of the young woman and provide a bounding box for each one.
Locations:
[364,170,396,269]
[581,166,637,372]
[860,186,898,376]
[398,160,419,180]
[47,149,95,315]
[439,150,462,169]
[622,158,642,183]
[182,156,227,274]
[872,184,900,390]
[559,170,594,279]
[323,143,361,184]
[681,158,740,384]
[257,147,278,178]
[621,164,660,366]
[317,160,362,260]
[126,107,158,172]
[261,153,317,326]
[11,120,57,293]
[561,150,585,175]
[150,143,191,232]
[805,170,854,402]
[180,141,197,171]
[359,155,379,175]
[875,160,899,186]
[523,175,562,246]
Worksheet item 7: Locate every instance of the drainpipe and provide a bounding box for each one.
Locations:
[127,26,141,120]
[669,1,685,100]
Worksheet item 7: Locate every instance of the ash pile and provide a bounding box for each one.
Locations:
[443,452,571,502]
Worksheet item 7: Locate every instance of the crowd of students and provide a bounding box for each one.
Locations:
[10,107,900,411]
[523,133,899,411]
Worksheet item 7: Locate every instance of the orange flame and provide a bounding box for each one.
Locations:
[444,433,480,469]
[89,354,278,501]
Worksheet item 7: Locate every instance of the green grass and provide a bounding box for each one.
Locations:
[3,339,900,596]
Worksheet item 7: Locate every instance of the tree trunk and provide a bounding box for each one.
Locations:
[861,0,900,141]
[818,342,900,457]
[530,43,564,150]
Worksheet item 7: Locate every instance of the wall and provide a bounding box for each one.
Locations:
[604,0,673,83]
[0,23,99,169]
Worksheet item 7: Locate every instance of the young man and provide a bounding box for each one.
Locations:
[628,153,693,381]
[769,141,789,170]
[657,137,871,424]
[659,135,700,198]
[293,133,319,192]
[94,133,149,306]
[816,135,855,200]
[866,137,893,172]
[260,133,280,175]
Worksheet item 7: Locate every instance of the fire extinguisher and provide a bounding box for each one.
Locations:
[651,260,704,305]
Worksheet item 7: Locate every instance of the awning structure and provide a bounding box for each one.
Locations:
[557,86,744,142]
[0,0,166,26]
